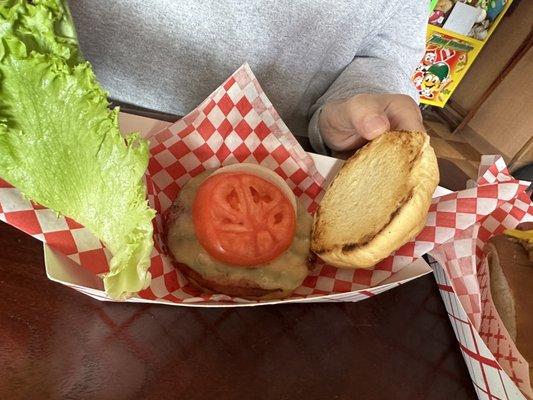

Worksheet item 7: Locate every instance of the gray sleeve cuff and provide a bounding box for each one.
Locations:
[307,106,330,155]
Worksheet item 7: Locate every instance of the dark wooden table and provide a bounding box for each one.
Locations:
[0,108,477,399]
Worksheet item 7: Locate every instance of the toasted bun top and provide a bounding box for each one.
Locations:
[311,130,439,268]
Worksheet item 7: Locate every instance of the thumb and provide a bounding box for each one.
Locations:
[343,95,391,140]
[357,113,390,140]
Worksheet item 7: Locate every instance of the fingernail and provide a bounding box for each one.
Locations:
[362,114,388,139]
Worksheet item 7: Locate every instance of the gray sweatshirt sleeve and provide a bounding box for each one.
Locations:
[308,0,428,154]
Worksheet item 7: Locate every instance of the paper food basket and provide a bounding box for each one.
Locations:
[0,64,531,399]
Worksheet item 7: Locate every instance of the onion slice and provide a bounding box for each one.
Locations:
[210,163,297,213]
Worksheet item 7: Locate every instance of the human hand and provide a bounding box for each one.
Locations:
[318,93,425,156]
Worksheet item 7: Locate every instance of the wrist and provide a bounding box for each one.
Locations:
[308,107,330,155]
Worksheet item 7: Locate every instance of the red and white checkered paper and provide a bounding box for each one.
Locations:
[0,64,530,308]
[430,155,533,399]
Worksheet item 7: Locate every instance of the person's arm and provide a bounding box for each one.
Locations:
[308,0,428,154]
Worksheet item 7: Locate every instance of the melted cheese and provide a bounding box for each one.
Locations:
[167,171,313,291]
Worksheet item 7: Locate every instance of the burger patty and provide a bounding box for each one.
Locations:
[164,171,314,298]
[173,261,286,300]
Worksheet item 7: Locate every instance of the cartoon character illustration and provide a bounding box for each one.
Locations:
[455,53,468,72]
[412,69,425,88]
[420,62,450,100]
[429,0,453,26]
[413,46,455,93]
[418,49,437,71]
[470,17,490,40]
[413,32,475,104]
[429,10,446,26]
[487,0,506,21]
[415,45,455,75]
[423,50,437,66]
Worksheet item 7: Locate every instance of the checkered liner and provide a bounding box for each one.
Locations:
[0,64,530,306]
[429,156,533,399]
[431,257,528,400]
[0,179,112,275]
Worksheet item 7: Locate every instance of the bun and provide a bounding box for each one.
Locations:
[311,130,439,268]
[486,232,533,391]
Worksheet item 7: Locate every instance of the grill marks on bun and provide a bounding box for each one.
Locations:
[311,130,439,269]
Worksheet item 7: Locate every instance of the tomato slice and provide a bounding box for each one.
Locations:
[192,172,296,266]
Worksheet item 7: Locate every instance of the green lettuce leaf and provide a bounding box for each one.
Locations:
[0,0,156,298]
[0,0,80,64]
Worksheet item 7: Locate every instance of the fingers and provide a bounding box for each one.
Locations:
[326,134,367,154]
[319,100,368,152]
[360,114,390,139]
[383,95,425,132]
[344,94,391,140]
[318,93,426,154]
